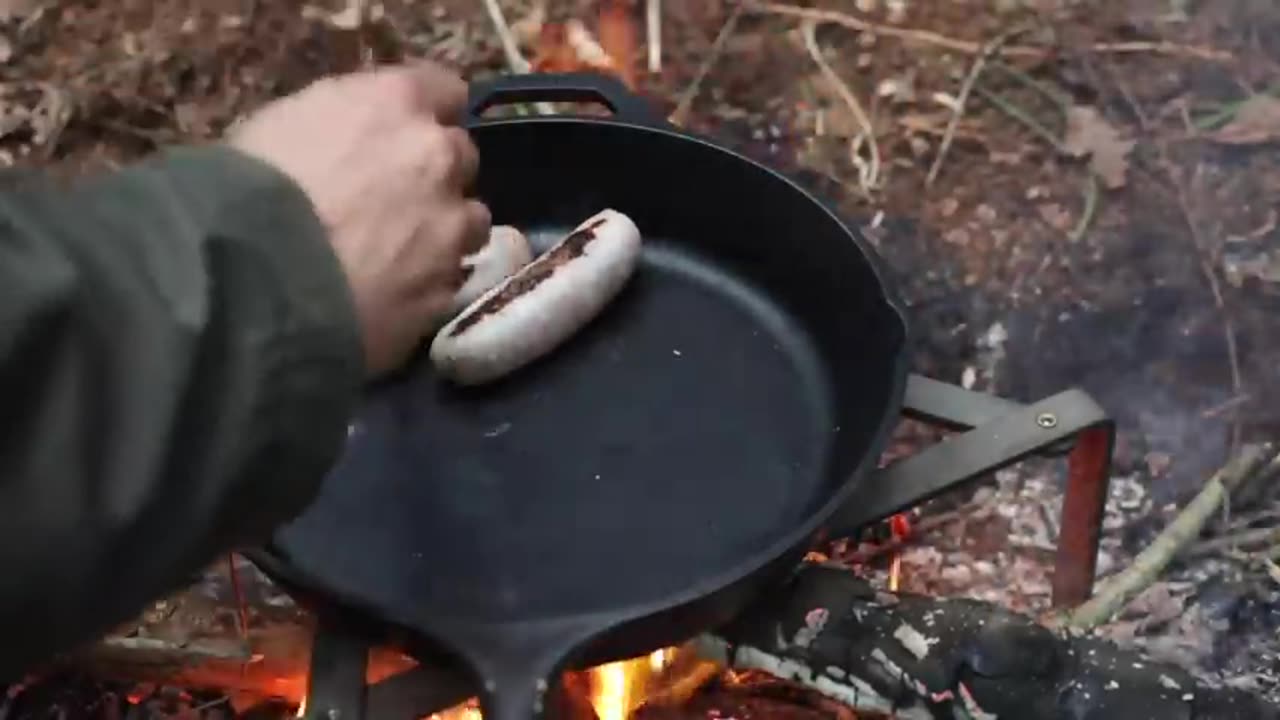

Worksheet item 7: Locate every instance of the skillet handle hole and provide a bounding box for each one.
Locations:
[473,100,617,120]
[466,72,666,127]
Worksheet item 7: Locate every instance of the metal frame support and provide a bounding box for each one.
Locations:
[831,375,1115,608]
[304,620,477,720]
[304,617,369,720]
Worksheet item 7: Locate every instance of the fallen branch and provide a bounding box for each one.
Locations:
[747,2,1234,62]
[1064,443,1276,629]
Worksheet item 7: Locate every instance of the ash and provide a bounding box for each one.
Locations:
[846,464,1280,705]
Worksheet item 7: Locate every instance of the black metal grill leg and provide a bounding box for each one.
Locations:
[305,617,368,720]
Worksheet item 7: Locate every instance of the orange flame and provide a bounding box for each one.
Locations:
[887,512,912,592]
[592,648,675,719]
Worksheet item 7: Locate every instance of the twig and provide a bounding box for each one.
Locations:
[800,20,880,191]
[1069,173,1099,242]
[1090,39,1233,62]
[482,0,530,72]
[227,553,249,644]
[1202,393,1251,419]
[669,2,744,126]
[1063,443,1275,630]
[1168,165,1244,453]
[972,84,1067,152]
[1188,525,1280,559]
[480,0,552,115]
[926,27,1026,187]
[746,3,1233,62]
[647,0,662,73]
[190,696,231,714]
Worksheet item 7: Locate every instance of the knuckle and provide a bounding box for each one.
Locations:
[470,202,492,229]
[418,124,454,156]
[376,69,422,106]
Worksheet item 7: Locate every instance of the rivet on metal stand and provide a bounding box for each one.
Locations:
[1037,412,1059,429]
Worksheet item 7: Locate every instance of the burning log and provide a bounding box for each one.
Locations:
[36,562,1280,719]
[706,564,1279,720]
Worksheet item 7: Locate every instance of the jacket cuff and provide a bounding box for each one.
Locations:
[142,145,365,537]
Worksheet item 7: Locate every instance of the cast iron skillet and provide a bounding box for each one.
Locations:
[251,73,910,719]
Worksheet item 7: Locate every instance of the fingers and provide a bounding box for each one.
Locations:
[393,60,469,125]
[460,200,492,255]
[443,126,480,192]
[407,200,491,303]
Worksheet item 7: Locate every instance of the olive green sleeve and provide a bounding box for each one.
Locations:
[0,145,364,680]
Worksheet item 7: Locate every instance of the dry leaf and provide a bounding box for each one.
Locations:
[566,19,616,73]
[531,23,581,74]
[597,0,638,88]
[510,0,546,49]
[1209,94,1280,145]
[1062,105,1135,190]
[531,18,627,85]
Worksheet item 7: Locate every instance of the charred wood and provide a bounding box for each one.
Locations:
[706,564,1279,720]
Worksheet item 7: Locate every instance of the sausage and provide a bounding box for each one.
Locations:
[451,225,534,316]
[430,209,642,385]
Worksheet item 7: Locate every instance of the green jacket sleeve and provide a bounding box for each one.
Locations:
[0,145,364,681]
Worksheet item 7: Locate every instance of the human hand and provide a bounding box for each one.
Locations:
[228,61,490,376]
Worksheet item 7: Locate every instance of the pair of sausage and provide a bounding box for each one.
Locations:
[431,209,642,385]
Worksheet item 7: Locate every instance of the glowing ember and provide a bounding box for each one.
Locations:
[428,697,481,720]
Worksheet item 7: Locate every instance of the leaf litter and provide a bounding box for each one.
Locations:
[1062,105,1135,190]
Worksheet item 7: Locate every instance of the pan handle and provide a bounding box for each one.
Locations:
[467,72,668,128]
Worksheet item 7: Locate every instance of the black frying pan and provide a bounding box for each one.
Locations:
[252,73,910,720]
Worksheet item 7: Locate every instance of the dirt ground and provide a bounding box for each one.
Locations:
[1,0,1279,714]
